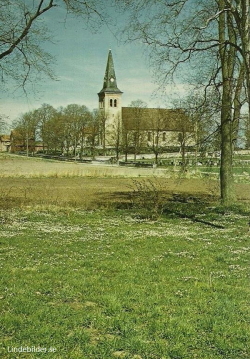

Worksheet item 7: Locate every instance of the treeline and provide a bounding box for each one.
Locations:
[11,103,100,158]
[11,101,194,162]
[10,98,250,163]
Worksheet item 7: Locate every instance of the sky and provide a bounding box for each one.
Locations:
[0,4,187,127]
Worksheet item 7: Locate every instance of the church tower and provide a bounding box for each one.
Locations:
[98,50,123,146]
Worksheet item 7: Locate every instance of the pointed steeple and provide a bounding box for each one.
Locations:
[99,50,122,94]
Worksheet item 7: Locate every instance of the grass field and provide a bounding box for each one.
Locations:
[0,154,250,358]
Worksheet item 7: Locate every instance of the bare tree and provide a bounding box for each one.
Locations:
[12,102,92,156]
[63,104,90,158]
[35,103,57,152]
[78,108,92,159]
[173,89,221,166]
[87,109,100,159]
[118,0,249,204]
[147,110,166,165]
[0,0,111,92]
[128,100,147,161]
[108,115,123,161]
[122,128,134,162]
[40,108,65,154]
[11,110,39,155]
[98,112,108,153]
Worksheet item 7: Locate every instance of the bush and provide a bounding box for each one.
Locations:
[128,178,169,220]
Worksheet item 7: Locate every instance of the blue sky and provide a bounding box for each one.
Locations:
[1,5,187,126]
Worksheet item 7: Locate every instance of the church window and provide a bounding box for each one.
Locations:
[110,99,113,107]
[147,132,151,141]
[114,99,117,107]
[163,132,166,141]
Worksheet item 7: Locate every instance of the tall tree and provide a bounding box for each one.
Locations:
[35,103,57,152]
[12,110,39,155]
[128,100,147,161]
[218,0,236,203]
[87,109,100,159]
[42,109,65,153]
[63,104,90,158]
[147,110,166,165]
[109,115,123,161]
[118,0,249,204]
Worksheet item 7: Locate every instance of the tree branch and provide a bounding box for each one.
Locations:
[0,0,56,60]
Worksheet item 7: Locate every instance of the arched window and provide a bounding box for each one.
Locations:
[110,99,113,107]
[147,132,151,141]
[163,132,166,141]
[114,99,117,107]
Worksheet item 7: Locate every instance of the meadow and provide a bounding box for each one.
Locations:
[0,154,250,359]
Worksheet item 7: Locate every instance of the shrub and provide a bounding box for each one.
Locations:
[128,178,169,220]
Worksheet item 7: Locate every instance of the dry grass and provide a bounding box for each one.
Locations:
[0,154,169,178]
[0,154,249,208]
[0,177,216,209]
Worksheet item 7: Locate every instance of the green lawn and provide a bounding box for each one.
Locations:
[1,206,249,359]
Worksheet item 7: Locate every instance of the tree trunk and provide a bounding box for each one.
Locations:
[220,80,234,204]
[245,0,250,134]
[232,64,245,147]
[219,0,236,204]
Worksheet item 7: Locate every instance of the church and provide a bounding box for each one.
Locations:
[9,50,195,158]
[97,50,195,155]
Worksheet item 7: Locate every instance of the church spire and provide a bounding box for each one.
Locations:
[99,50,122,94]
